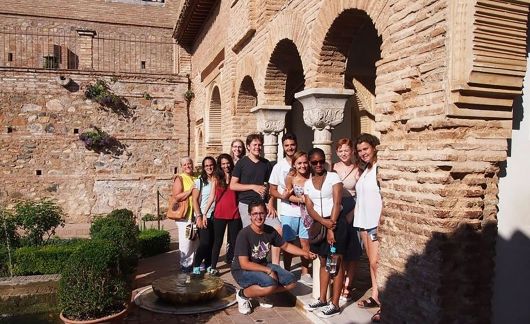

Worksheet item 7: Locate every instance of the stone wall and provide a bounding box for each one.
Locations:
[0,69,189,222]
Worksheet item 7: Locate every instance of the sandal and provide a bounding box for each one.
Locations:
[357,297,380,308]
[371,309,381,323]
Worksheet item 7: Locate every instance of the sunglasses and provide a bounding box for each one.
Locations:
[310,160,325,166]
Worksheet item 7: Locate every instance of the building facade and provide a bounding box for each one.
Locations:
[174,0,530,322]
[1,0,530,322]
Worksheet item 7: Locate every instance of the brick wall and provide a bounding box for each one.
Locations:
[0,0,180,28]
[183,0,529,322]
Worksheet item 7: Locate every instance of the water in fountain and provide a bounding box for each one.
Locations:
[152,273,225,305]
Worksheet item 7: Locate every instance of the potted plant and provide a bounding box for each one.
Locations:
[58,240,129,324]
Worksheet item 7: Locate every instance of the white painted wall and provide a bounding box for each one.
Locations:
[493,52,530,323]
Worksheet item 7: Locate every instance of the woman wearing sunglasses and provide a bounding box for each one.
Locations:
[303,148,346,318]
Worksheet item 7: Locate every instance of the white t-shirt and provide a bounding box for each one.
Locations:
[304,172,341,218]
[353,164,382,229]
[269,158,301,217]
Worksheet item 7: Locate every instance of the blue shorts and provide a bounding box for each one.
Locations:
[231,263,296,288]
[280,215,309,241]
[357,227,378,250]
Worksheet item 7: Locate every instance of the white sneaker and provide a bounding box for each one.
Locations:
[304,298,327,311]
[257,296,273,308]
[317,303,340,318]
[236,290,252,314]
[299,273,313,287]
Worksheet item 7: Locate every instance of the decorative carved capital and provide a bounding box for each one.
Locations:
[250,105,291,134]
[295,88,355,131]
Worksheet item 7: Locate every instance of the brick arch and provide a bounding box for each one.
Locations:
[207,85,222,144]
[264,11,311,71]
[263,38,305,105]
[235,56,261,106]
[233,76,258,139]
[307,0,389,88]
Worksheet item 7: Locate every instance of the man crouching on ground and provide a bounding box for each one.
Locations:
[231,200,317,314]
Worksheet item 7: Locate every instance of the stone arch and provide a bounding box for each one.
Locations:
[207,85,222,145]
[233,76,258,139]
[307,0,389,88]
[263,38,305,105]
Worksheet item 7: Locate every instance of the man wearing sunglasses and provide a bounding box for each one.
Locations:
[231,200,317,314]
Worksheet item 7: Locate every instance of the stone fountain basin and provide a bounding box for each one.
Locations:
[152,274,225,305]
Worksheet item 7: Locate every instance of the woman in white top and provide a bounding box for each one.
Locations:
[332,138,362,301]
[303,148,344,318]
[353,133,382,311]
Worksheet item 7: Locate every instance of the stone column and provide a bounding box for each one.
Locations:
[76,29,96,70]
[250,105,290,162]
[294,88,355,162]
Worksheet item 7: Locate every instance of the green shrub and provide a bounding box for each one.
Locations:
[14,198,65,246]
[59,240,128,320]
[90,209,139,276]
[13,239,86,275]
[139,229,170,257]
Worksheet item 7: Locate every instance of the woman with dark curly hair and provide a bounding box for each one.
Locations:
[191,156,217,275]
[303,148,345,319]
[210,153,242,274]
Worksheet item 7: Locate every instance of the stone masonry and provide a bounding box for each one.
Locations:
[0,0,192,223]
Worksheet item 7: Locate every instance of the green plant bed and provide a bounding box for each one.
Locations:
[139,229,170,257]
[59,240,128,321]
[13,239,86,276]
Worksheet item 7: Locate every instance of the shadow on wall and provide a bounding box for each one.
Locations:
[379,223,514,323]
[492,231,530,323]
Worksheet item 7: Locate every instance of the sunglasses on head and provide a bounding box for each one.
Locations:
[310,159,325,166]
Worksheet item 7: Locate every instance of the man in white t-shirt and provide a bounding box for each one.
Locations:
[269,133,312,285]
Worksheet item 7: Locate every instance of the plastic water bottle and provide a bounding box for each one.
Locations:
[262,182,269,202]
[326,245,338,276]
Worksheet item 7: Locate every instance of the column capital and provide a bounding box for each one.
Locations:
[294,88,354,131]
[250,105,291,135]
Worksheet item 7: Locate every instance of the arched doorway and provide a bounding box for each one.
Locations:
[314,9,381,161]
[206,86,222,156]
[264,38,311,153]
[233,76,258,147]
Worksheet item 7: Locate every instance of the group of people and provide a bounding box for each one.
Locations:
[170,132,383,320]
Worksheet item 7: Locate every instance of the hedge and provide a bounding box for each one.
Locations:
[90,209,139,276]
[139,229,170,257]
[12,239,86,275]
[59,240,128,321]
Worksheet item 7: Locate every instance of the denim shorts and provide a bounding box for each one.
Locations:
[231,263,296,288]
[357,226,378,250]
[280,215,309,241]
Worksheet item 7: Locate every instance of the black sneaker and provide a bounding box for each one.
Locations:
[304,298,327,311]
[317,303,340,318]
